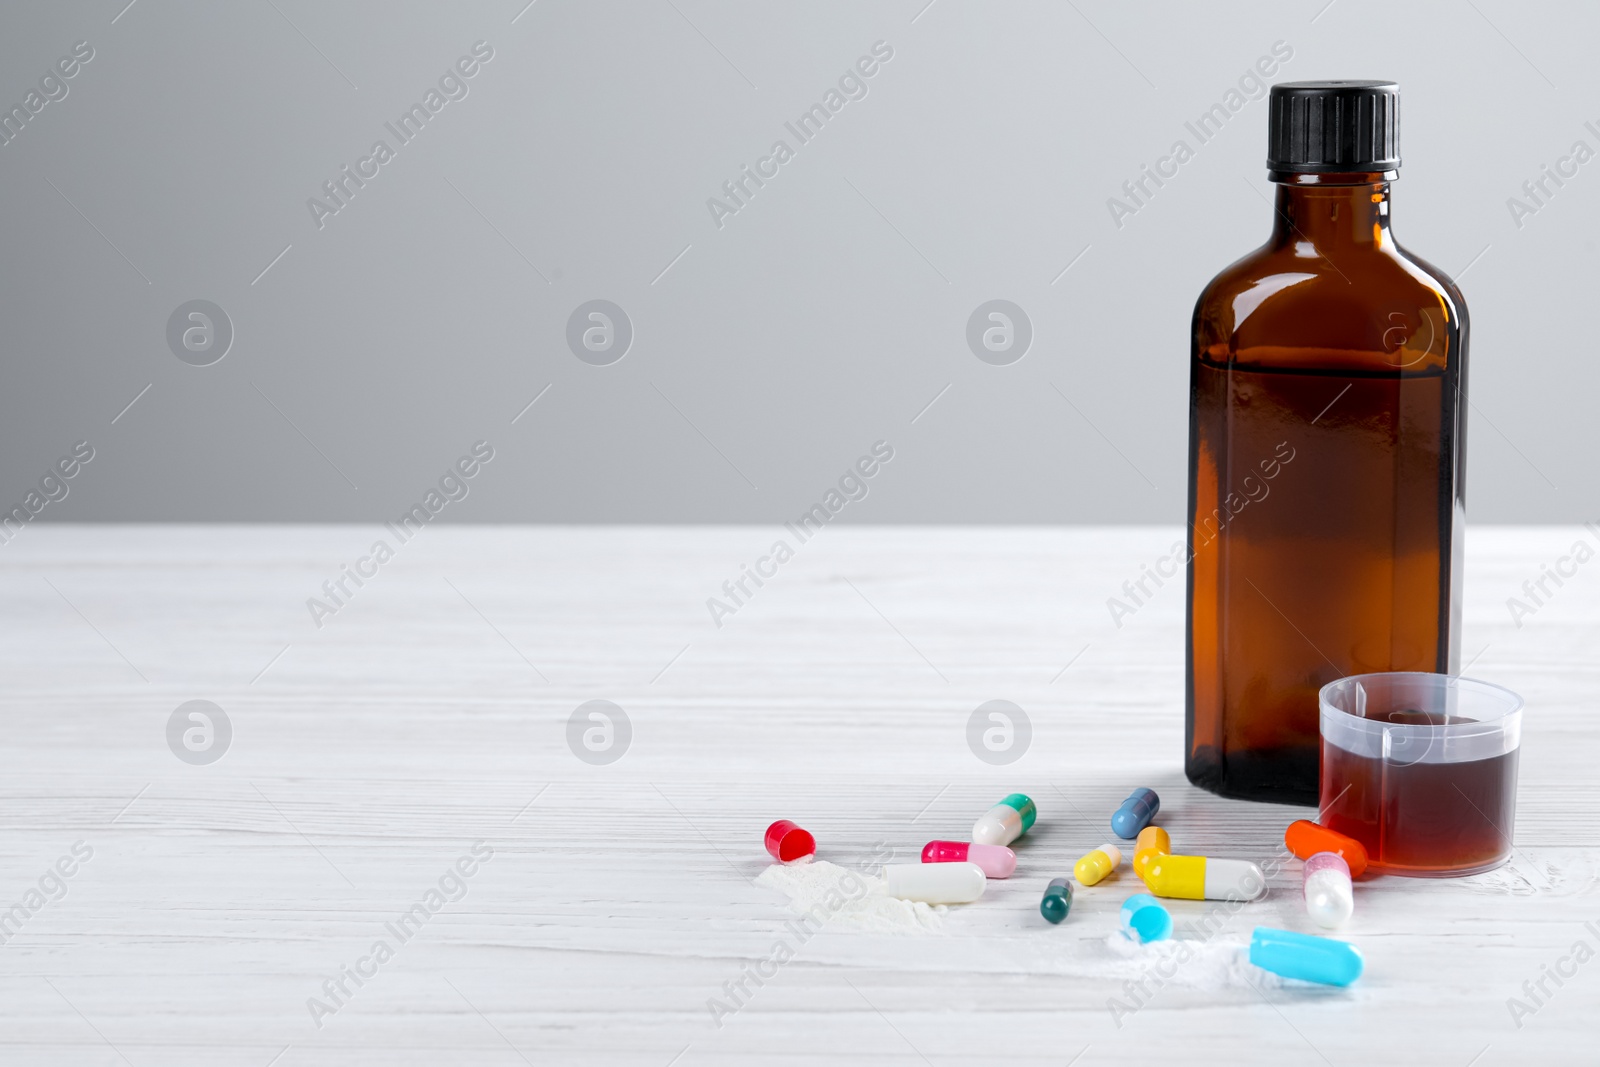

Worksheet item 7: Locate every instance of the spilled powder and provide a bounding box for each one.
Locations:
[756,858,945,933]
[1469,850,1597,898]
[754,860,1296,992]
[1097,930,1286,992]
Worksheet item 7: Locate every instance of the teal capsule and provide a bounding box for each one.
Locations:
[1249,926,1364,987]
[1040,877,1073,924]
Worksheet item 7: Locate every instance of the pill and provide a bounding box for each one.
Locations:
[1143,852,1266,901]
[1111,787,1160,839]
[763,820,815,863]
[1249,926,1364,987]
[1040,877,1073,924]
[1073,842,1123,886]
[1285,820,1369,877]
[921,840,1016,878]
[1133,825,1171,880]
[1120,892,1172,943]
[884,862,986,904]
[972,793,1036,846]
[1303,851,1354,929]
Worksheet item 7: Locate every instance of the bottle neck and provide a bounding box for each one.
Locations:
[1268,171,1396,252]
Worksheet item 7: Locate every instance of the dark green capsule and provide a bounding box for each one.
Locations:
[1040,876,1072,924]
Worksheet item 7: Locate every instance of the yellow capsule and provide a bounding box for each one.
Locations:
[1133,826,1171,880]
[1073,842,1123,886]
[1144,852,1266,901]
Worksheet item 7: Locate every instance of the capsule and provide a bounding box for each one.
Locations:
[1285,820,1369,877]
[763,820,815,863]
[1249,926,1363,986]
[972,793,1036,847]
[1143,852,1266,901]
[1073,842,1123,886]
[1303,851,1354,928]
[1111,787,1160,839]
[1132,826,1171,880]
[883,862,986,904]
[1040,877,1073,924]
[921,840,1016,878]
[1119,892,1172,943]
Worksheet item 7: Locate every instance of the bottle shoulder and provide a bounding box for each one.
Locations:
[1395,244,1471,333]
[1193,240,1467,375]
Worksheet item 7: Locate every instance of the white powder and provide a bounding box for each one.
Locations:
[756,858,945,933]
[1471,850,1597,897]
[755,860,1331,993]
[1097,930,1287,992]
[755,860,1300,991]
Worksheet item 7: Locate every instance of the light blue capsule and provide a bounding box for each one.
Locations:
[1120,892,1172,943]
[1249,926,1364,987]
[1111,787,1160,839]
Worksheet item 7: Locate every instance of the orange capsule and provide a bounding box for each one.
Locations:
[1133,826,1171,880]
[1284,820,1368,877]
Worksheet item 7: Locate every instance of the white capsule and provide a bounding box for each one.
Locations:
[1303,852,1354,928]
[884,862,986,904]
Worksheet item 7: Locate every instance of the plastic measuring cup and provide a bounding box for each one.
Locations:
[1319,672,1522,876]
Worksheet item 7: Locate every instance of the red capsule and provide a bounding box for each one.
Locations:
[764,820,815,862]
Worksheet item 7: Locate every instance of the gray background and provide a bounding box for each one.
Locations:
[3,0,1594,524]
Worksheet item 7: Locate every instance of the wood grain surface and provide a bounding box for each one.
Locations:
[0,524,1595,1066]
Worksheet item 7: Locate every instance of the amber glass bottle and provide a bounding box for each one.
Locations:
[1185,82,1467,804]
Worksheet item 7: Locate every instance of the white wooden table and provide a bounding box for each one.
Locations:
[1,525,1595,1065]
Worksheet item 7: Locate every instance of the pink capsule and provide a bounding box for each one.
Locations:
[920,840,1016,878]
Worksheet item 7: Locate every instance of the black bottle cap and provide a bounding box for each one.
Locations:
[1268,81,1399,173]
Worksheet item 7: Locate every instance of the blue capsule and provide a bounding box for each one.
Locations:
[1249,926,1364,987]
[1110,787,1160,839]
[1120,892,1172,943]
